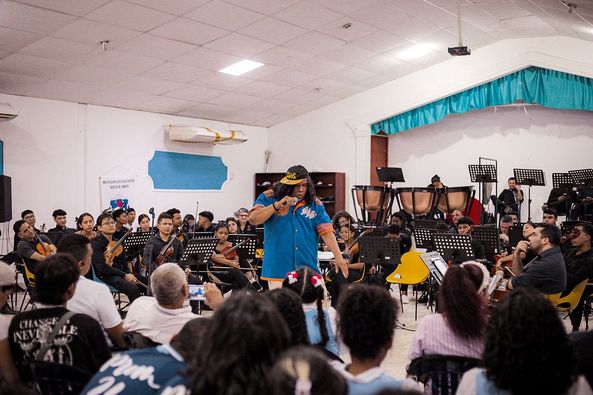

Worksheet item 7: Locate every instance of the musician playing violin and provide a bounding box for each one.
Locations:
[14,219,56,272]
[210,222,256,291]
[327,225,365,304]
[91,213,142,302]
[166,208,189,248]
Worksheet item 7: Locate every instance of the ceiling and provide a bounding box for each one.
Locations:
[1,0,593,127]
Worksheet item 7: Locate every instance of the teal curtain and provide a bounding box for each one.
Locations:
[371,66,593,135]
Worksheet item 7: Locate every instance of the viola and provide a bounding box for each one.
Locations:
[156,230,181,266]
[105,228,133,266]
[221,239,249,259]
[34,233,53,256]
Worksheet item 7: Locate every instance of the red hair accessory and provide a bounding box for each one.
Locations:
[287,271,299,284]
[310,274,323,288]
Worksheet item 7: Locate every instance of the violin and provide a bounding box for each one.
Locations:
[221,239,249,259]
[105,228,133,266]
[342,229,371,262]
[156,230,181,266]
[34,233,53,256]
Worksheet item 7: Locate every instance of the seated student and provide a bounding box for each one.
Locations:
[92,213,143,302]
[82,317,210,395]
[14,219,56,273]
[0,261,19,385]
[542,207,559,226]
[126,207,136,230]
[456,216,486,260]
[160,293,291,395]
[266,288,311,347]
[447,209,463,234]
[166,208,190,248]
[226,217,239,235]
[270,346,348,395]
[334,284,418,394]
[143,213,184,278]
[8,254,111,381]
[571,180,593,220]
[235,207,256,234]
[75,212,96,241]
[197,211,215,232]
[58,234,125,349]
[137,214,152,232]
[408,262,488,387]
[46,209,75,245]
[124,263,222,344]
[112,208,129,240]
[457,287,592,394]
[283,267,340,357]
[327,224,365,304]
[13,209,42,251]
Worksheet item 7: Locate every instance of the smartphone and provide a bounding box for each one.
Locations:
[188,284,206,301]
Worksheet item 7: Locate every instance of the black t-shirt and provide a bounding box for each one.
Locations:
[562,247,593,296]
[91,234,129,279]
[46,226,75,245]
[143,234,184,269]
[511,247,567,294]
[8,307,111,380]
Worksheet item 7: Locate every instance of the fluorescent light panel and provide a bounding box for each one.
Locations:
[219,59,264,76]
[397,44,434,60]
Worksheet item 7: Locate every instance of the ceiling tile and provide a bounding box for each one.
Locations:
[0,26,42,52]
[178,102,240,120]
[51,19,142,46]
[207,92,262,107]
[290,57,347,76]
[143,61,214,83]
[284,31,345,55]
[317,16,378,42]
[479,2,533,20]
[20,37,98,64]
[273,1,343,29]
[301,78,349,95]
[249,98,298,113]
[203,33,275,57]
[319,43,377,65]
[0,70,47,91]
[116,34,196,60]
[395,0,457,28]
[385,16,442,41]
[352,54,405,74]
[325,66,375,84]
[151,17,229,45]
[251,46,312,67]
[164,84,226,102]
[185,1,265,30]
[239,63,282,78]
[261,69,317,87]
[85,0,176,32]
[239,17,307,44]
[0,1,77,34]
[223,0,301,15]
[56,65,134,86]
[113,75,184,95]
[254,113,291,126]
[125,0,210,15]
[309,0,382,14]
[0,49,10,60]
[141,95,199,114]
[349,0,410,29]
[174,47,242,71]
[84,49,165,74]
[223,109,273,125]
[12,0,111,16]
[416,28,459,51]
[0,53,71,78]
[351,30,409,53]
[197,73,253,91]
[234,80,290,97]
[269,87,313,103]
[29,79,107,102]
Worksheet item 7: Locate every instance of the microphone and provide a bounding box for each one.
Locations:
[282,197,299,206]
[149,207,155,216]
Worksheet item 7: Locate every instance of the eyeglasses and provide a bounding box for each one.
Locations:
[101,220,116,226]
[23,215,35,220]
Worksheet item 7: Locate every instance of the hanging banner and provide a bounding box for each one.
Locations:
[99,176,136,212]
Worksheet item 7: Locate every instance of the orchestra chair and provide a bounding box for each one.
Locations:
[557,279,589,318]
[90,264,130,313]
[386,251,429,320]
[407,355,481,395]
[123,330,160,349]
[30,361,91,395]
[545,292,561,306]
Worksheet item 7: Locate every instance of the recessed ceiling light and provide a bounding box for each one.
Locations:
[396,44,434,61]
[219,59,264,76]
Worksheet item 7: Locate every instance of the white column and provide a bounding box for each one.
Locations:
[353,126,371,186]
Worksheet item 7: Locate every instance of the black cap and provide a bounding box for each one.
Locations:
[280,165,309,185]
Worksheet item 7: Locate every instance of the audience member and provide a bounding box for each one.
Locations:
[266,288,310,346]
[0,262,18,385]
[457,287,591,394]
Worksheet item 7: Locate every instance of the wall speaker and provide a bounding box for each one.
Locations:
[0,175,12,223]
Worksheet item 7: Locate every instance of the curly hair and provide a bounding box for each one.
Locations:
[484,287,576,394]
[336,283,398,361]
[282,267,329,348]
[439,264,488,340]
[188,293,291,395]
[266,288,310,346]
[332,210,356,230]
[273,176,316,205]
[269,346,348,395]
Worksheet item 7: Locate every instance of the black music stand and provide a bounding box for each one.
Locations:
[568,169,593,185]
[228,234,257,262]
[255,227,264,249]
[123,231,152,254]
[552,173,577,217]
[358,236,401,270]
[507,225,526,249]
[188,231,215,239]
[419,251,449,312]
[414,219,440,229]
[472,225,500,264]
[377,167,405,226]
[469,164,497,224]
[514,168,545,222]
[413,228,439,249]
[180,238,218,270]
[431,234,475,263]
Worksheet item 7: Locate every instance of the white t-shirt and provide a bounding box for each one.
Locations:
[123,296,198,344]
[67,276,122,333]
[0,314,12,340]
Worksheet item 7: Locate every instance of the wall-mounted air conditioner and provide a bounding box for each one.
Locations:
[166,126,247,144]
[0,103,18,121]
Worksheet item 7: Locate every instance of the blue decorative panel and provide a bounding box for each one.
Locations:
[148,151,227,190]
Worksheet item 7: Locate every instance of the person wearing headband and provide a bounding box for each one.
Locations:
[250,165,347,287]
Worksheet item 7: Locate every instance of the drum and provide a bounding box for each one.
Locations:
[352,185,391,212]
[396,187,436,216]
[436,186,473,213]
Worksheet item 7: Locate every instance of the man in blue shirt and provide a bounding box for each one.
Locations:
[249,165,347,286]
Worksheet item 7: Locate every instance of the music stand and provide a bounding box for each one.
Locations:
[431,234,475,263]
[377,167,405,183]
[469,164,497,224]
[188,231,215,239]
[179,238,218,270]
[419,251,448,286]
[414,219,440,229]
[358,236,401,269]
[514,168,545,222]
[568,169,593,185]
[552,173,577,217]
[472,225,500,263]
[228,234,257,262]
[123,231,152,254]
[507,225,526,249]
[413,228,439,249]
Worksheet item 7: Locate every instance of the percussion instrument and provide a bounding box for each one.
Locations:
[396,187,436,217]
[436,186,474,214]
[351,185,395,226]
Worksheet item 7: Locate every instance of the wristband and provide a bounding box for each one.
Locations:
[272,202,279,211]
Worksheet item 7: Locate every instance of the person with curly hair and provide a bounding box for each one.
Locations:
[457,287,592,394]
[265,288,310,347]
[283,266,340,356]
[270,346,348,395]
[334,284,418,394]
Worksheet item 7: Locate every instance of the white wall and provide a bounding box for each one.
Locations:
[0,93,269,247]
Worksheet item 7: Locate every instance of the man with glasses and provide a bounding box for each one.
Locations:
[91,213,141,302]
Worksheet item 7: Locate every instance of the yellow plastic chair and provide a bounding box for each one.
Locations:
[386,251,430,320]
[19,259,36,311]
[557,279,589,314]
[545,293,561,306]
